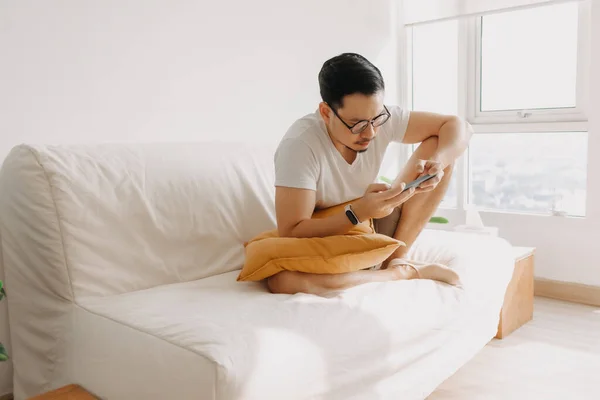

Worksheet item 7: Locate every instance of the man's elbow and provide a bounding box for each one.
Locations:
[278,222,303,238]
[278,227,294,238]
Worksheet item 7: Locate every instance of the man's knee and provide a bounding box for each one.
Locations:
[267,271,304,294]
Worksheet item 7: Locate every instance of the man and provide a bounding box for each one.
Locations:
[269,53,472,296]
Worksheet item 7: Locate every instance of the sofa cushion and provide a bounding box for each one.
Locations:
[76,230,516,400]
[238,229,401,281]
[238,203,403,281]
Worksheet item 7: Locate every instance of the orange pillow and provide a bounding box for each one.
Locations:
[237,202,404,282]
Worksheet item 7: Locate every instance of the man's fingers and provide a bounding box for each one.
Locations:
[419,171,444,189]
[377,182,406,199]
[367,183,391,193]
[416,174,443,193]
[397,188,417,204]
[427,162,443,176]
[384,186,416,206]
[415,185,435,193]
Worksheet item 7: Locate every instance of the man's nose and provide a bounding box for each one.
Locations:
[361,124,375,139]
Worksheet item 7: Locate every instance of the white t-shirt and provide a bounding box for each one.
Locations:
[274,105,410,209]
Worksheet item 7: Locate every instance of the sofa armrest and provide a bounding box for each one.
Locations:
[0,145,75,395]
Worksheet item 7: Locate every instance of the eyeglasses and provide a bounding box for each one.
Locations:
[328,104,391,135]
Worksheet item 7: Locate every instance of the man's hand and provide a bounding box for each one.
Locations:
[352,183,416,222]
[414,158,444,193]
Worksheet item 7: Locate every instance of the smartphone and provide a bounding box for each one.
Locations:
[401,174,437,192]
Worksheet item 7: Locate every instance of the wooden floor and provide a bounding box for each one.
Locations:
[429,297,600,399]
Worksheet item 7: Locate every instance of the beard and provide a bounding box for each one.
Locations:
[344,144,370,153]
[344,139,372,154]
[356,139,371,153]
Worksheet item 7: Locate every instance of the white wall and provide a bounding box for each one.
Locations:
[0,0,401,158]
[0,0,401,395]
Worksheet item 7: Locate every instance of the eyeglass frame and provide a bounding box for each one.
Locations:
[327,103,391,134]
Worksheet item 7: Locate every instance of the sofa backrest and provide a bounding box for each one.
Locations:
[0,142,277,298]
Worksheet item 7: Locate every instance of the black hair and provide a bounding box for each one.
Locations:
[318,53,385,110]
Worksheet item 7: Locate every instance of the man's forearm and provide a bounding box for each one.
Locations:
[284,209,357,238]
[432,117,473,167]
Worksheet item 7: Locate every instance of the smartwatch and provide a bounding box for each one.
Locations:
[344,204,360,225]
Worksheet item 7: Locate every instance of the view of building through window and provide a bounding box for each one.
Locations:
[468,132,587,216]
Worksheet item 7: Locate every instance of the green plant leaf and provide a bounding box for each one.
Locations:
[378,176,393,185]
[0,342,8,361]
[429,216,449,224]
[0,281,4,301]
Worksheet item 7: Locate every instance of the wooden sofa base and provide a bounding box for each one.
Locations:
[495,248,535,339]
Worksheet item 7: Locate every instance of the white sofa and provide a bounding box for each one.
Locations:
[0,142,515,400]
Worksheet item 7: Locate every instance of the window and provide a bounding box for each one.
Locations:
[408,20,460,208]
[479,3,579,112]
[407,1,589,217]
[411,20,459,115]
[468,132,587,216]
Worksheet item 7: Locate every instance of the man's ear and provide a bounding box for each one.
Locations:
[318,102,332,124]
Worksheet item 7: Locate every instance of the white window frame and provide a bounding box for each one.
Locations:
[403,0,590,220]
[467,0,591,125]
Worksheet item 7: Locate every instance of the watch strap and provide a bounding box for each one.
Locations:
[344,204,360,225]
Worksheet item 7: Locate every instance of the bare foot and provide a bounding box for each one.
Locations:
[387,264,419,280]
[388,258,460,286]
[268,263,445,297]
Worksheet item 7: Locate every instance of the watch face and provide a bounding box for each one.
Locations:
[346,209,359,225]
